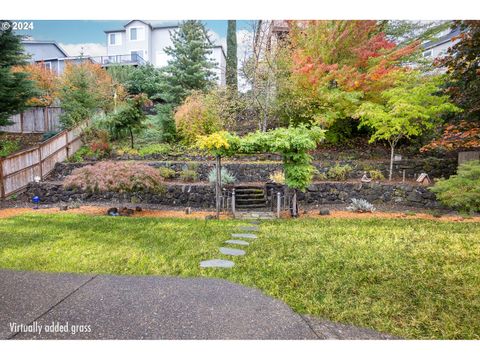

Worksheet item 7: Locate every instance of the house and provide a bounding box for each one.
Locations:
[21,39,93,76]
[422,27,462,60]
[103,20,226,86]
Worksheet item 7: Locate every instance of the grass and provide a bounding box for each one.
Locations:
[0,214,479,339]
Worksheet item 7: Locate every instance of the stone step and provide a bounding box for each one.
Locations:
[236,198,266,205]
[235,193,265,199]
[231,233,258,239]
[225,240,250,246]
[199,259,235,268]
[219,247,246,256]
[236,204,268,209]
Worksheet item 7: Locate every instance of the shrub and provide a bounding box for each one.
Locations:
[327,163,353,181]
[179,169,198,182]
[269,170,285,184]
[208,167,236,185]
[431,160,480,212]
[369,169,385,181]
[138,144,171,156]
[115,146,140,156]
[174,90,224,145]
[347,198,376,213]
[64,161,165,193]
[0,140,20,157]
[158,167,177,179]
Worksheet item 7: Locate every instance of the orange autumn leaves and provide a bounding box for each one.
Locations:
[287,20,419,97]
[12,61,125,110]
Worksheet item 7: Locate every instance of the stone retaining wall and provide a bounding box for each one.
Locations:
[24,181,440,209]
[48,157,457,183]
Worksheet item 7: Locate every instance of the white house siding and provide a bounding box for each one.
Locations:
[105,22,226,86]
[151,28,175,67]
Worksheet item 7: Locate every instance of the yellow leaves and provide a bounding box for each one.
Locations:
[196,132,231,151]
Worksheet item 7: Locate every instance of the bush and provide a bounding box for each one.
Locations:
[269,170,285,184]
[64,161,165,193]
[208,167,236,185]
[347,198,376,213]
[138,144,171,156]
[179,169,198,182]
[0,140,20,157]
[431,160,480,212]
[327,163,353,181]
[158,167,176,179]
[174,90,224,145]
[369,169,385,181]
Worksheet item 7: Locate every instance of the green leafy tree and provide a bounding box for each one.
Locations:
[109,94,151,148]
[355,72,460,180]
[0,22,37,126]
[162,20,217,106]
[431,160,480,213]
[108,64,163,99]
[226,20,238,91]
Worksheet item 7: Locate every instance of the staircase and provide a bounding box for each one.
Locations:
[234,186,267,210]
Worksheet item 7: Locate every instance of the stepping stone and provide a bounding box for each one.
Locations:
[219,247,246,256]
[239,226,259,232]
[225,240,249,246]
[200,259,235,268]
[232,233,257,239]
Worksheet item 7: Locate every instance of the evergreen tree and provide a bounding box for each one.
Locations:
[226,20,238,91]
[162,20,216,106]
[0,21,37,126]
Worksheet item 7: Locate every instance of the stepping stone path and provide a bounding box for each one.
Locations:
[219,247,246,256]
[225,240,249,246]
[232,233,257,239]
[199,219,262,269]
[200,259,235,268]
[238,226,259,232]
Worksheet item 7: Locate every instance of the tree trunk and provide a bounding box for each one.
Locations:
[129,128,134,149]
[215,155,222,219]
[389,141,395,181]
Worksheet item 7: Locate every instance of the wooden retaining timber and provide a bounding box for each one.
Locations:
[0,125,83,199]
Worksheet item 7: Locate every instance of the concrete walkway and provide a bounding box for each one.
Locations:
[0,270,397,340]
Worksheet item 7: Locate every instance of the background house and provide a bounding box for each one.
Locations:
[21,39,93,75]
[422,27,462,60]
[103,20,226,86]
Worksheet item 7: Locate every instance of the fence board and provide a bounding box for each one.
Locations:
[458,151,480,165]
[0,124,83,198]
[0,107,63,134]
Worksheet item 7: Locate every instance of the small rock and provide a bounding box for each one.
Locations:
[319,208,330,216]
[135,206,143,212]
[107,207,119,216]
[59,205,68,211]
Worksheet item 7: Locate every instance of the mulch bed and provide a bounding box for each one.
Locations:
[0,205,478,222]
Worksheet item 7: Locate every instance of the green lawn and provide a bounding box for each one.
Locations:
[0,213,479,339]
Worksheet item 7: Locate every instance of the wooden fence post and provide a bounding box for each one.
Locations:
[65,131,70,158]
[37,146,43,179]
[20,112,24,134]
[0,159,5,199]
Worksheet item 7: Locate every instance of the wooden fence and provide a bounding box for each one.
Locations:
[0,125,83,199]
[0,107,63,134]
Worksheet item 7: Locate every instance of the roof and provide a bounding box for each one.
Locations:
[422,27,462,50]
[21,40,68,57]
[104,20,179,33]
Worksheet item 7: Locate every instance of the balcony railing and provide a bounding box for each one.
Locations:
[91,54,146,66]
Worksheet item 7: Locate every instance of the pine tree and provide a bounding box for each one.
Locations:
[0,21,37,126]
[226,20,238,91]
[162,20,216,106]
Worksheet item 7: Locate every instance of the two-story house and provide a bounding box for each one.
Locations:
[103,20,226,86]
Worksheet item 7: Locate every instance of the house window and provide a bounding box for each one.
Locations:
[423,50,432,58]
[130,28,137,41]
[109,33,116,45]
[42,62,52,71]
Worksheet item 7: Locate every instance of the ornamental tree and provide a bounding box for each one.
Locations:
[276,20,419,128]
[355,72,460,180]
[13,61,59,107]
